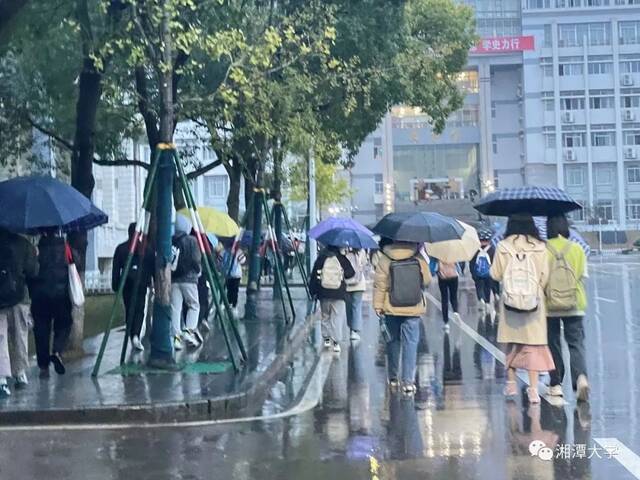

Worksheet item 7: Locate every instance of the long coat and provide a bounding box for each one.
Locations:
[490,235,550,345]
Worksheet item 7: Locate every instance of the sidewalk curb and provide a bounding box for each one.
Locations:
[0,311,318,426]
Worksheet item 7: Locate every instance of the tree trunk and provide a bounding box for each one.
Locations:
[225,158,242,222]
[272,142,284,297]
[148,0,176,365]
[67,57,102,357]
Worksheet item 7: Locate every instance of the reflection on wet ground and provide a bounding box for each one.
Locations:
[2,258,640,479]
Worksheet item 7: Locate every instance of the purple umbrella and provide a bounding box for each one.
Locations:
[308,217,372,239]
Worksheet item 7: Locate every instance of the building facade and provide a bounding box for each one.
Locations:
[344,0,640,234]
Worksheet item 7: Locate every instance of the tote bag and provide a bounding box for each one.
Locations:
[65,242,85,307]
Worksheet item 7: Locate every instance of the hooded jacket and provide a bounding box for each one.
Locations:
[172,218,202,284]
[373,243,431,317]
[0,229,38,306]
[309,247,356,301]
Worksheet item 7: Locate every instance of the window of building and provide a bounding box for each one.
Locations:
[588,62,613,75]
[624,130,640,145]
[204,175,228,201]
[203,147,215,162]
[622,95,640,108]
[543,99,555,111]
[570,202,585,222]
[374,174,384,194]
[590,96,615,109]
[596,166,614,185]
[597,200,614,220]
[544,132,557,148]
[544,25,552,46]
[491,101,496,118]
[558,23,611,47]
[621,61,640,73]
[566,166,585,186]
[559,62,583,76]
[628,165,640,183]
[616,0,640,4]
[627,199,640,220]
[591,131,615,146]
[620,21,640,45]
[563,132,586,147]
[492,135,498,154]
[456,71,479,93]
[528,0,553,7]
[560,97,585,110]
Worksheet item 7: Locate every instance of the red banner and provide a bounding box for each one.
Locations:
[470,36,535,54]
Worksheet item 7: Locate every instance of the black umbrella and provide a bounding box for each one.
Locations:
[372,212,465,243]
[474,186,582,217]
[0,175,108,234]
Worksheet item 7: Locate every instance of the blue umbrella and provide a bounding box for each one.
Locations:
[0,175,108,234]
[309,217,372,239]
[474,186,582,217]
[316,228,378,249]
[491,217,590,255]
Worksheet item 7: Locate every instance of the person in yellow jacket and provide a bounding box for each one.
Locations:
[373,240,431,395]
[546,214,589,402]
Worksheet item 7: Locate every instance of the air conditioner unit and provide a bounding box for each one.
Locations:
[564,149,577,161]
[622,74,634,86]
[562,112,575,123]
[625,147,637,159]
[624,109,636,121]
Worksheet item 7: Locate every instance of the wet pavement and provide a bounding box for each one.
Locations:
[2,256,640,479]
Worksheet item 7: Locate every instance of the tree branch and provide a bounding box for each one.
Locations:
[186,159,223,179]
[27,117,74,151]
[93,158,149,169]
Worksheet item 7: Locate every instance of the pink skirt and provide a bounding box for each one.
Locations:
[505,344,555,372]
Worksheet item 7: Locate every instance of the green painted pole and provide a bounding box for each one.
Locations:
[92,149,161,377]
[281,206,311,300]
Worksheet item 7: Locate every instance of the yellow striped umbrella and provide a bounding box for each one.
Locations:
[177,206,239,238]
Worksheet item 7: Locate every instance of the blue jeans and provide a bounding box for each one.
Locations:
[345,291,364,332]
[385,315,420,384]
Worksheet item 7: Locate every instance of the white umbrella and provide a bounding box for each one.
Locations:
[425,221,481,263]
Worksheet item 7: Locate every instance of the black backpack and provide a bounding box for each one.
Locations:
[173,234,197,278]
[389,257,423,307]
[0,244,23,308]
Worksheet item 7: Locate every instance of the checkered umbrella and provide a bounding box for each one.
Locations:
[491,216,590,255]
[474,186,582,217]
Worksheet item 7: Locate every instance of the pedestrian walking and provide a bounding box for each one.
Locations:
[29,231,73,377]
[373,240,431,395]
[470,239,495,314]
[435,260,460,332]
[310,244,355,353]
[345,248,368,342]
[223,243,245,318]
[545,214,589,402]
[112,223,154,352]
[0,228,38,396]
[171,216,203,350]
[490,214,553,404]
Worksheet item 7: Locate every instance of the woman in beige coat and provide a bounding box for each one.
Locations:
[490,214,553,404]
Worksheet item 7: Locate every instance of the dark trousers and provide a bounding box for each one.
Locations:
[123,285,146,339]
[547,316,587,389]
[474,277,492,303]
[438,277,459,324]
[198,280,210,325]
[226,278,241,307]
[32,296,72,369]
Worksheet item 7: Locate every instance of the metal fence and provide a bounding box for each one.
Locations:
[85,270,112,294]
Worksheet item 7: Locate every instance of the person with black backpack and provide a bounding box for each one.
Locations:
[0,227,38,397]
[112,223,154,352]
[170,216,203,350]
[29,231,73,378]
[309,244,355,353]
[373,240,431,395]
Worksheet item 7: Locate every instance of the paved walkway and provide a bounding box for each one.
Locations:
[0,287,315,424]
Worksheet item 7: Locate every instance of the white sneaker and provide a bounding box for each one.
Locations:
[548,385,564,397]
[576,374,590,402]
[323,338,333,350]
[232,307,240,318]
[173,336,183,351]
[443,323,450,334]
[132,335,145,352]
[182,330,200,348]
[349,330,361,342]
[452,312,461,323]
[332,342,341,353]
[478,299,486,311]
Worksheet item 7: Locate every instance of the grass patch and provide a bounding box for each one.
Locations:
[84,294,125,338]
